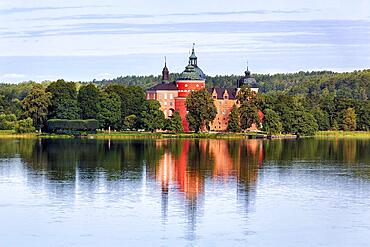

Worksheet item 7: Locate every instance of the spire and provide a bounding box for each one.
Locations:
[162,56,169,83]
[245,60,251,77]
[189,43,197,66]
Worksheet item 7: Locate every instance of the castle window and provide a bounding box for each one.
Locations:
[196,84,199,87]
[170,94,173,99]
[224,96,228,100]
[185,84,188,88]
[213,95,217,99]
[164,102,167,106]
[164,93,167,99]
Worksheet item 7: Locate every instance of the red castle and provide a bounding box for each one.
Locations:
[146,45,262,132]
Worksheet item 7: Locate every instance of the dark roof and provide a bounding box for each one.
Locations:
[147,81,178,91]
[208,87,238,99]
[194,65,206,80]
[237,69,258,88]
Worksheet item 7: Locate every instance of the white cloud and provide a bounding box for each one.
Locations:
[2,73,25,78]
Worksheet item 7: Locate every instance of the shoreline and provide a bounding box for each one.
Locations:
[0,131,369,139]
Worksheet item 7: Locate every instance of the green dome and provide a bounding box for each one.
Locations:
[178,64,203,81]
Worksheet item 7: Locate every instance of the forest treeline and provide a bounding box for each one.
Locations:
[0,69,369,134]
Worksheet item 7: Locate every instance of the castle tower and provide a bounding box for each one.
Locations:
[175,45,206,132]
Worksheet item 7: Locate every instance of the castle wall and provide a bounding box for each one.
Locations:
[174,97,189,132]
[210,99,237,131]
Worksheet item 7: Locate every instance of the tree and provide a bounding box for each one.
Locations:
[164,111,184,132]
[46,79,80,119]
[78,84,100,119]
[97,92,121,130]
[15,118,35,133]
[263,109,282,135]
[237,86,261,130]
[353,101,369,131]
[293,111,318,136]
[21,84,52,131]
[342,108,357,131]
[227,105,240,132]
[0,114,17,130]
[311,107,330,131]
[124,114,138,130]
[185,89,216,133]
[104,84,146,127]
[141,100,165,132]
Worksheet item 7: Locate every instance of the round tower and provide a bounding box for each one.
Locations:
[175,46,206,132]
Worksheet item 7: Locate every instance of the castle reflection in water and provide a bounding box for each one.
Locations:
[1,137,369,238]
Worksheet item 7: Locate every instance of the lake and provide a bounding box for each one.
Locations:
[0,138,369,246]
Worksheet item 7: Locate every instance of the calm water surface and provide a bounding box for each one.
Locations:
[0,138,369,246]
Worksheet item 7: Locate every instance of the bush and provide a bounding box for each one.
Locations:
[15,118,36,133]
[47,119,99,135]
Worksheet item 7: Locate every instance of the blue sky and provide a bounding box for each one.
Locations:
[0,0,369,83]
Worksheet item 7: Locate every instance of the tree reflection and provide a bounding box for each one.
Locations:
[1,137,369,237]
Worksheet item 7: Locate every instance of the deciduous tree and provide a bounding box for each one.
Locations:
[263,109,282,135]
[237,86,261,130]
[165,111,183,132]
[78,84,100,119]
[342,107,357,131]
[227,105,240,132]
[46,79,80,119]
[141,100,165,132]
[97,92,121,130]
[186,89,216,133]
[21,84,52,131]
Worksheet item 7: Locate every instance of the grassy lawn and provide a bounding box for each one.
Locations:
[1,130,369,139]
[315,131,370,138]
[92,131,266,139]
[0,130,37,138]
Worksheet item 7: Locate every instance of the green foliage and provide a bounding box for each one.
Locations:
[78,84,100,119]
[356,101,370,131]
[227,105,240,132]
[46,79,80,120]
[97,92,122,130]
[0,114,17,130]
[311,107,330,131]
[15,118,35,133]
[237,86,261,130]
[186,89,217,133]
[342,108,357,131]
[0,81,36,116]
[104,84,146,126]
[124,114,138,130]
[21,84,52,131]
[165,111,184,132]
[263,109,282,135]
[1,69,370,135]
[141,100,165,132]
[293,111,318,136]
[47,119,98,134]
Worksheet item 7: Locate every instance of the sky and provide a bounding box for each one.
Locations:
[0,0,370,83]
